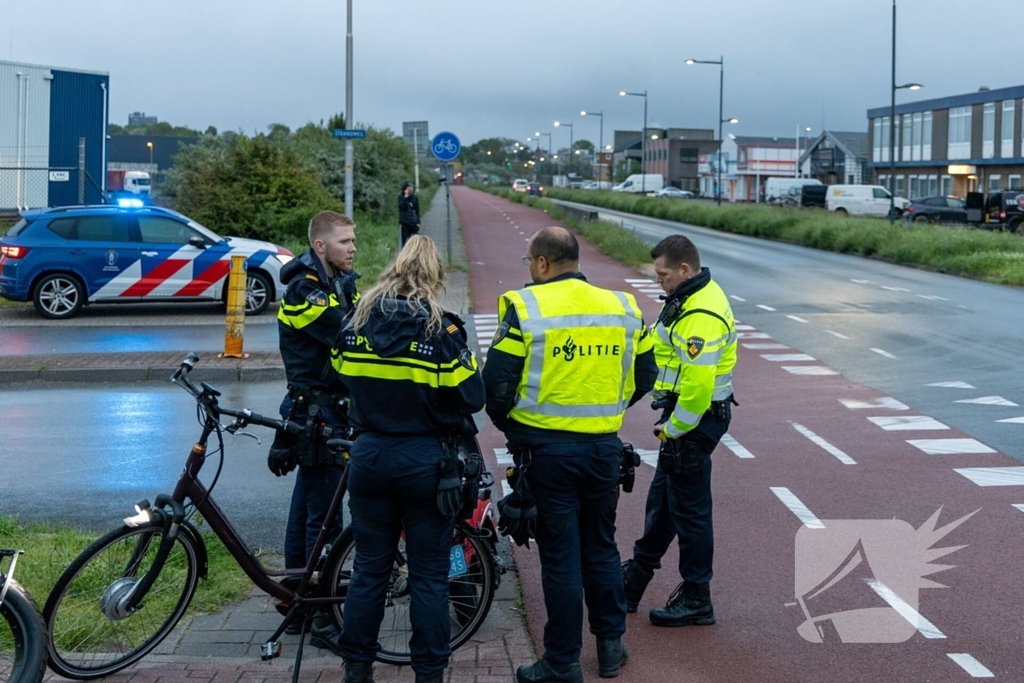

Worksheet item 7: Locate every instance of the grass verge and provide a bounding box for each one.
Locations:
[528,188,1024,287]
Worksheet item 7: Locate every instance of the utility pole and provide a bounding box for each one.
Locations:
[344,0,354,220]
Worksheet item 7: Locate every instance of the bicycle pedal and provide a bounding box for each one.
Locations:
[260,640,283,661]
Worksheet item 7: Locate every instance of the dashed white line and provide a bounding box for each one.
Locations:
[742,343,790,350]
[840,397,909,410]
[783,366,839,375]
[997,416,1024,424]
[493,448,513,466]
[956,396,1019,407]
[769,487,824,528]
[635,449,659,468]
[501,480,513,497]
[850,278,873,284]
[756,304,776,311]
[867,416,949,431]
[785,315,809,323]
[735,324,756,331]
[729,295,746,302]
[926,381,975,389]
[955,467,1024,487]
[762,353,816,362]
[866,580,945,639]
[906,438,996,455]
[947,654,994,678]
[881,286,911,292]
[826,330,851,340]
[625,279,652,283]
[720,434,755,459]
[917,294,949,301]
[738,332,771,339]
[871,348,898,359]
[791,422,857,465]
[1012,504,1024,513]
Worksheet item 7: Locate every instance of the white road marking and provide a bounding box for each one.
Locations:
[738,332,771,339]
[840,397,909,411]
[791,422,857,465]
[762,353,816,362]
[956,396,1019,407]
[826,330,851,339]
[474,314,499,320]
[730,295,746,302]
[871,348,898,359]
[735,324,756,331]
[501,480,513,497]
[867,416,950,431]
[636,449,660,468]
[947,654,994,678]
[906,439,997,455]
[866,580,945,639]
[783,366,839,375]
[756,304,776,311]
[625,278,652,283]
[785,315,809,323]
[769,487,824,528]
[742,343,790,349]
[720,434,755,459]
[881,286,910,292]
[850,278,872,284]
[926,381,976,389]
[955,467,1024,487]
[917,294,949,301]
[997,416,1024,424]
[1012,504,1024,513]
[493,448,514,465]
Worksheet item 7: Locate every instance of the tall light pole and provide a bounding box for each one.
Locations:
[344,0,354,220]
[888,0,923,223]
[581,110,604,184]
[687,57,733,204]
[146,141,153,166]
[554,120,574,177]
[619,90,648,191]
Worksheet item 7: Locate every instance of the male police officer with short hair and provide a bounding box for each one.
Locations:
[269,209,359,650]
[621,234,737,628]
[484,226,657,683]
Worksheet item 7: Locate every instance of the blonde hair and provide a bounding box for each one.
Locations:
[348,235,447,337]
[308,211,354,246]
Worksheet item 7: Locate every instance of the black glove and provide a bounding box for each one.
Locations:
[437,454,463,520]
[497,489,537,548]
[267,429,297,477]
[651,392,678,426]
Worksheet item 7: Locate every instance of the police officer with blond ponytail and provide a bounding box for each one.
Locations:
[483,226,657,683]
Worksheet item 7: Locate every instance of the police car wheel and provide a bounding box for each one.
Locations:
[33,274,85,320]
[244,271,272,316]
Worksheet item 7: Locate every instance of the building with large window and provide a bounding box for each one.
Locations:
[867,85,1024,199]
[641,128,718,193]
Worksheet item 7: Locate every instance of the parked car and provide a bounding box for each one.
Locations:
[784,184,829,208]
[527,182,544,196]
[826,185,909,217]
[903,196,967,224]
[581,180,600,190]
[766,178,822,205]
[654,187,694,199]
[983,191,1024,232]
[612,174,664,193]
[512,179,529,193]
[0,204,292,319]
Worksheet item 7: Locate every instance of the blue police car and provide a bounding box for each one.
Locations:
[0,204,293,319]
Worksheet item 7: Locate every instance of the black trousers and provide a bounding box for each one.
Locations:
[400,223,420,248]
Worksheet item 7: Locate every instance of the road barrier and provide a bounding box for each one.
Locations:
[220,255,248,359]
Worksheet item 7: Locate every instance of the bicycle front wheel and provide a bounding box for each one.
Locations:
[1,575,48,683]
[324,525,496,664]
[43,523,200,680]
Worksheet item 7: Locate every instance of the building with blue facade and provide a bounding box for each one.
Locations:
[0,60,109,210]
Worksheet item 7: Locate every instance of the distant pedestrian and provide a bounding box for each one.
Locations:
[399,180,421,248]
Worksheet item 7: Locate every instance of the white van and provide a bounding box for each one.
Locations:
[826,185,910,217]
[612,174,664,193]
[765,178,821,205]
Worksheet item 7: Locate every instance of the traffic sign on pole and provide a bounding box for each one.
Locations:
[333,129,367,139]
[431,131,461,162]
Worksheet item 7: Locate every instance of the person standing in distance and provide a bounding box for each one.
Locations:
[334,235,485,683]
[483,226,658,683]
[398,180,421,248]
[270,210,359,650]
[620,234,737,628]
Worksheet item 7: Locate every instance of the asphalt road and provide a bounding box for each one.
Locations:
[554,198,1024,461]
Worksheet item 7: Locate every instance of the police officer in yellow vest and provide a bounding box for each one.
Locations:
[621,234,737,628]
[483,227,657,683]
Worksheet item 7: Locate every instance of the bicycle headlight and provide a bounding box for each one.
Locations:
[124,504,152,528]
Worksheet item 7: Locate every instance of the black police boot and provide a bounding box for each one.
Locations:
[621,559,654,614]
[649,581,715,627]
[414,672,445,683]
[309,613,343,656]
[596,637,629,678]
[344,660,375,683]
[516,659,584,683]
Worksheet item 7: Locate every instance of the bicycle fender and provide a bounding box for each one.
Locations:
[180,522,209,581]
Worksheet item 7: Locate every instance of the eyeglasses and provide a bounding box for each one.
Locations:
[521,255,534,266]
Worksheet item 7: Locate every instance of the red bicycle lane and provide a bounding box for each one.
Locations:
[451,186,1023,683]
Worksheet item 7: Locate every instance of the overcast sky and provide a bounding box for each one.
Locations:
[6,0,1024,148]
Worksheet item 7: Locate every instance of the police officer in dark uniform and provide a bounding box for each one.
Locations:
[483,227,658,683]
[334,235,485,683]
[270,210,358,649]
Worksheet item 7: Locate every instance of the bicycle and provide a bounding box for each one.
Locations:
[1,549,47,683]
[433,139,457,156]
[42,353,502,681]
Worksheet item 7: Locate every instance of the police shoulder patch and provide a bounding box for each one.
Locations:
[686,336,705,360]
[492,321,510,345]
[306,289,328,306]
[458,348,476,370]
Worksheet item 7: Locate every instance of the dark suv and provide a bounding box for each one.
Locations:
[984,191,1024,232]
[903,196,967,224]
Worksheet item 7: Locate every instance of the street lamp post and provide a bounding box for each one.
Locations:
[888,0,923,223]
[146,141,153,166]
[554,120,574,178]
[687,57,736,205]
[581,110,604,185]
[344,0,354,220]
[619,91,648,191]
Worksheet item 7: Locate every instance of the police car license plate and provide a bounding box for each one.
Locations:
[449,544,468,578]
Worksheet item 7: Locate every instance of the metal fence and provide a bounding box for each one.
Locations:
[0,138,104,211]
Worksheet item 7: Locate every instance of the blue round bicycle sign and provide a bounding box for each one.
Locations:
[431,131,461,162]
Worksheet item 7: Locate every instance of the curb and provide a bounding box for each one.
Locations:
[0,364,285,384]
